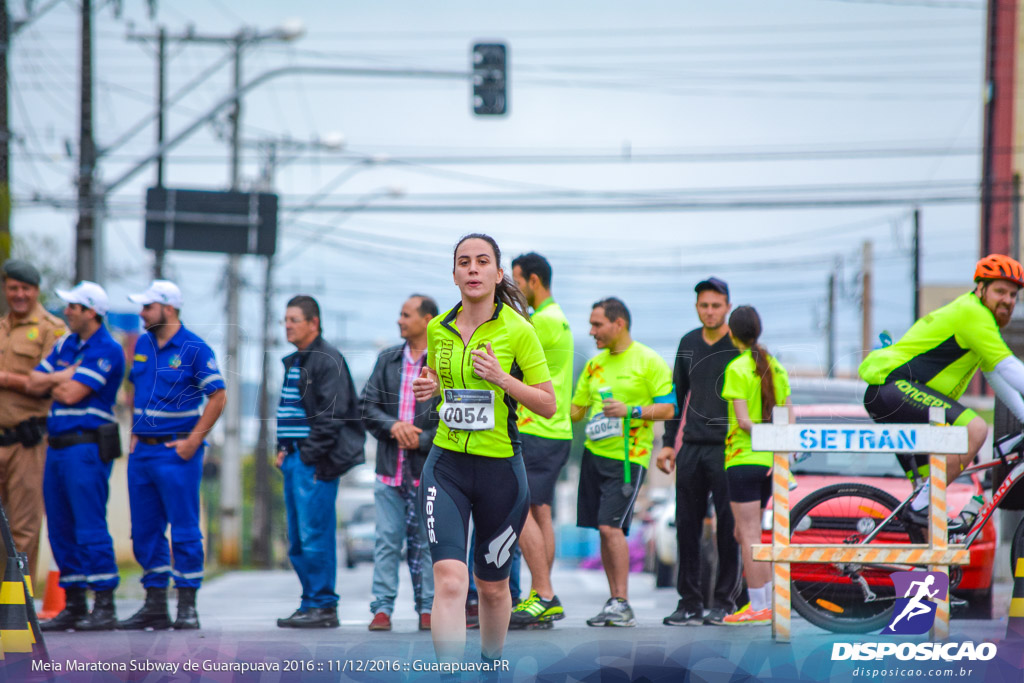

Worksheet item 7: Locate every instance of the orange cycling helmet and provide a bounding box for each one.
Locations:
[975,253,1024,287]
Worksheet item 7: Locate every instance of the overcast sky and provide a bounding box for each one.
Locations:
[11,0,989,403]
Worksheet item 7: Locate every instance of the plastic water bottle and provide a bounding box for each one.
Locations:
[956,494,984,528]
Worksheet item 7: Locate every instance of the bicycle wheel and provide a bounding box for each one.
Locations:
[789,482,925,634]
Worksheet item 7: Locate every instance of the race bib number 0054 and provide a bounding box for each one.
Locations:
[442,389,495,431]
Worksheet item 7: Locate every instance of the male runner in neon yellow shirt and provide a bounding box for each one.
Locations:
[508,252,574,629]
[571,297,675,627]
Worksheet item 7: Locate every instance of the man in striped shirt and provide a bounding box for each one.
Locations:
[276,295,360,629]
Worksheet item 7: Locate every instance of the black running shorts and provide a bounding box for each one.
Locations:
[521,433,571,507]
[725,464,771,506]
[420,445,530,582]
[576,449,646,533]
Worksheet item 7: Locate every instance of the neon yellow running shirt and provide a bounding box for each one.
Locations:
[517,300,573,441]
[429,301,551,458]
[571,342,674,467]
[723,350,791,469]
[858,292,1012,399]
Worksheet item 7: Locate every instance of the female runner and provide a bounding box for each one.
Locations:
[413,233,556,665]
[720,305,793,625]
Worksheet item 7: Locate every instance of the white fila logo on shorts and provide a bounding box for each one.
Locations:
[484,526,517,568]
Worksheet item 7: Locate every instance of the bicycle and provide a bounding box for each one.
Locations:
[786,430,1024,634]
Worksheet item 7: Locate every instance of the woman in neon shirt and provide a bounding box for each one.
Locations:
[413,233,555,668]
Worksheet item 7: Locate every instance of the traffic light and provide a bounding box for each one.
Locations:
[472,42,507,116]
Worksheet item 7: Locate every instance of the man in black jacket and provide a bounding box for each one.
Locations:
[276,295,365,629]
[362,295,439,632]
[655,277,742,627]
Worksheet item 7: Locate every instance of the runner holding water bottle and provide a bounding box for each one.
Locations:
[570,297,675,627]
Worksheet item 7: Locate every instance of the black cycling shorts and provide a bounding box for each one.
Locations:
[726,464,772,506]
[521,433,571,507]
[576,449,646,533]
[863,380,977,428]
[864,380,979,480]
[419,445,530,582]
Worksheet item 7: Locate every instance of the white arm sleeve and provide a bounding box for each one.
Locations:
[984,356,1024,423]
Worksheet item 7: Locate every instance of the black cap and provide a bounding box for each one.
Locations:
[2,260,41,287]
[695,277,729,298]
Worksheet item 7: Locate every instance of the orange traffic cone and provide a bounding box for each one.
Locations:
[36,564,64,620]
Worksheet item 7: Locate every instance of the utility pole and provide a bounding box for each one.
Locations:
[220,32,244,567]
[0,0,10,264]
[251,141,277,568]
[75,0,96,283]
[825,271,835,378]
[153,26,166,278]
[1013,174,1021,263]
[861,240,873,360]
[912,207,921,320]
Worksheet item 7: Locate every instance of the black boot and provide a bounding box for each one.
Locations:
[173,587,200,630]
[117,587,172,630]
[75,590,117,631]
[40,587,88,632]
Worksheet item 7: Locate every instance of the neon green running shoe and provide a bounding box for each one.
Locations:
[509,590,565,629]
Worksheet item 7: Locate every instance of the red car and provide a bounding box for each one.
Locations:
[760,403,996,625]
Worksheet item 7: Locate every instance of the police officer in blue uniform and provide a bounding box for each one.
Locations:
[28,281,124,632]
[119,280,226,631]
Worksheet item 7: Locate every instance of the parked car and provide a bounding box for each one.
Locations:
[341,502,376,569]
[762,403,996,619]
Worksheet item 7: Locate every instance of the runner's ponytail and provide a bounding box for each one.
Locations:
[729,306,777,422]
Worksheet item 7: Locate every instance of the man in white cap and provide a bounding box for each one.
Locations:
[119,280,226,631]
[28,281,124,631]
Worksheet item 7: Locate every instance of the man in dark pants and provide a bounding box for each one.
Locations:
[362,294,439,632]
[276,295,366,629]
[655,277,742,626]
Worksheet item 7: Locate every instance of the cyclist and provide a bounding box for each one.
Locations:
[412,234,555,668]
[720,305,792,625]
[859,254,1024,530]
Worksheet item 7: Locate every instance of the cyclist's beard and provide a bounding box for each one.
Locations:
[993,301,1014,327]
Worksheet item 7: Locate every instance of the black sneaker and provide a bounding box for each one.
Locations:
[704,607,729,626]
[277,607,339,628]
[663,606,703,626]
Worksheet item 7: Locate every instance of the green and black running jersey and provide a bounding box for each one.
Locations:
[428,300,551,458]
[859,292,1013,399]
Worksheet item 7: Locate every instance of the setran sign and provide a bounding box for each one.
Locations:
[145,187,278,256]
[751,423,967,454]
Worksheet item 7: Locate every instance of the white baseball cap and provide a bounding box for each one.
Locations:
[128,280,183,308]
[56,281,109,316]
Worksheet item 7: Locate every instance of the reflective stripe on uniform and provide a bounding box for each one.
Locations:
[76,366,107,385]
[197,373,223,389]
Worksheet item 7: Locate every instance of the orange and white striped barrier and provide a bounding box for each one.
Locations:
[751,407,969,642]
[771,449,791,640]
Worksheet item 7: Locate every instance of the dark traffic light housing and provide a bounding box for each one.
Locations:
[472,42,507,116]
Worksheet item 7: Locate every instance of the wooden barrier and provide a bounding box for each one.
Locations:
[750,406,969,641]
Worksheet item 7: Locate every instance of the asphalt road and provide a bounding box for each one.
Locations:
[15,562,1023,683]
